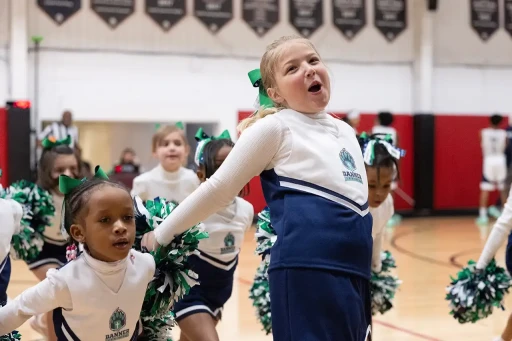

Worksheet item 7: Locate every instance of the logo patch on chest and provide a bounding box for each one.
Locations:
[106,308,129,340]
[339,148,363,184]
[221,232,236,254]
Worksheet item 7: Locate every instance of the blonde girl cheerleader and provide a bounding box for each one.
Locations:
[142,35,373,341]
[249,132,404,335]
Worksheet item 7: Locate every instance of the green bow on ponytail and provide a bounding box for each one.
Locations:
[41,135,72,150]
[249,69,273,109]
[194,128,231,166]
[175,121,184,130]
[59,166,109,195]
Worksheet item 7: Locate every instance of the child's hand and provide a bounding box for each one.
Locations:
[141,231,160,252]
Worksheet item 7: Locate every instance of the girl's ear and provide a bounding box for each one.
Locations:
[69,224,85,244]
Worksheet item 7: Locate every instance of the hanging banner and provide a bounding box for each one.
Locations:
[374,0,406,42]
[289,0,323,38]
[506,0,512,37]
[242,0,280,37]
[332,0,366,40]
[145,0,187,31]
[194,0,234,34]
[91,0,135,29]
[470,0,499,41]
[37,0,81,25]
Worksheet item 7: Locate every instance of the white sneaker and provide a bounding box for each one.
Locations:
[29,314,47,336]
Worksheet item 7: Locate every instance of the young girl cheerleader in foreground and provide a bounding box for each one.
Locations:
[173,128,253,341]
[143,35,373,340]
[0,167,156,340]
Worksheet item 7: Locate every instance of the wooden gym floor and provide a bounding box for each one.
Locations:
[7,216,512,340]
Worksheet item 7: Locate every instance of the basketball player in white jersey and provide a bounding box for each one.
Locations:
[478,114,509,225]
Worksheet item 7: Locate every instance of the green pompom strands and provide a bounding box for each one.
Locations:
[249,207,276,334]
[133,196,208,340]
[446,259,511,324]
[0,331,21,341]
[370,251,402,315]
[0,180,54,261]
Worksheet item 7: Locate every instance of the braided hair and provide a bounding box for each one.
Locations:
[62,177,129,249]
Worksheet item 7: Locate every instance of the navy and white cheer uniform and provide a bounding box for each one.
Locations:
[154,109,373,341]
[480,127,507,191]
[0,249,155,340]
[174,197,253,321]
[26,192,67,270]
[0,199,23,304]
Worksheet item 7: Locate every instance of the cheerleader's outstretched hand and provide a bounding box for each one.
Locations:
[141,231,160,252]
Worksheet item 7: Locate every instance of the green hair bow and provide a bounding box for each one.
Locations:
[359,132,405,166]
[59,165,109,195]
[41,135,72,150]
[194,128,231,166]
[249,69,273,110]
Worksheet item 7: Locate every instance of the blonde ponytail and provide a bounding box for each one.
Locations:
[237,106,280,133]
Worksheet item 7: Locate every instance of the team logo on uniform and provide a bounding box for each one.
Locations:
[339,148,363,184]
[105,308,129,341]
[221,232,235,254]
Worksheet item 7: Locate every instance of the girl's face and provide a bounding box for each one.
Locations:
[71,185,135,262]
[52,154,79,186]
[367,166,394,208]
[196,145,233,183]
[122,151,135,163]
[268,40,330,114]
[154,131,188,172]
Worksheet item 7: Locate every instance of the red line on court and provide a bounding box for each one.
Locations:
[372,319,444,341]
[236,276,446,341]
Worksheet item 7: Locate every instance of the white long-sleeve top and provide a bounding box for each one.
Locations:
[0,199,23,264]
[131,165,200,203]
[369,195,394,272]
[0,249,155,336]
[155,112,353,246]
[477,187,512,269]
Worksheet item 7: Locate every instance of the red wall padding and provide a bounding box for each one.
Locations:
[237,111,414,213]
[0,108,7,188]
[433,115,509,209]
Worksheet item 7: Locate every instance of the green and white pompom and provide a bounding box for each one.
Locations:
[370,250,401,316]
[255,208,277,257]
[138,311,175,341]
[249,256,272,335]
[133,196,208,339]
[0,180,54,261]
[0,331,21,341]
[446,259,511,324]
[249,207,276,334]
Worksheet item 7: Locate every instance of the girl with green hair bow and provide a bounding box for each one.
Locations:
[0,166,157,341]
[172,127,254,341]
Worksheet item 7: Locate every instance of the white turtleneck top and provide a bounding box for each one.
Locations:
[131,165,200,203]
[0,249,155,338]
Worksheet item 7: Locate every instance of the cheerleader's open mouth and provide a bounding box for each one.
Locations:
[113,238,130,250]
[308,81,322,93]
